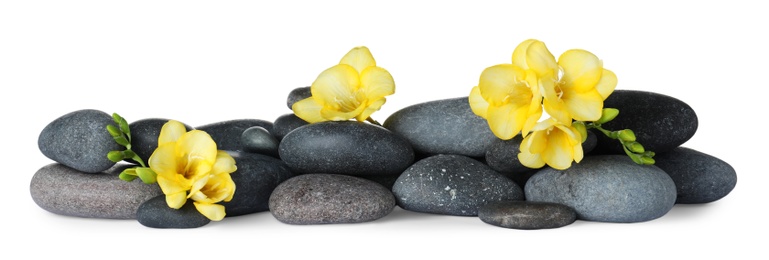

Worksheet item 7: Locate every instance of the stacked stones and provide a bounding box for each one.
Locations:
[31,88,737,229]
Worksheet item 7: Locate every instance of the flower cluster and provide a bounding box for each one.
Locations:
[469,39,618,170]
[292,46,395,124]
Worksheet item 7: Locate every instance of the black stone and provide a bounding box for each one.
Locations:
[654,147,737,204]
[136,195,210,229]
[241,126,279,157]
[478,201,577,230]
[286,86,312,109]
[38,109,122,173]
[196,119,274,152]
[222,151,295,216]
[272,113,308,141]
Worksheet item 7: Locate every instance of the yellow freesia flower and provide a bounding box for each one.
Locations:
[518,118,584,170]
[292,46,395,123]
[148,120,237,221]
[512,39,617,125]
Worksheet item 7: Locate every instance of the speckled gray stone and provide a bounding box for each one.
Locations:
[286,86,312,109]
[383,97,497,157]
[525,155,677,223]
[478,201,577,230]
[392,154,524,216]
[279,121,414,176]
[30,163,163,219]
[38,109,122,173]
[654,147,737,204]
[136,195,210,229]
[196,119,274,152]
[222,151,295,216]
[241,126,279,157]
[273,113,308,141]
[128,118,193,164]
[269,174,396,224]
[592,90,698,154]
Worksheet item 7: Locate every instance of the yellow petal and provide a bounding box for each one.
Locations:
[355,98,386,122]
[595,69,617,100]
[573,142,584,163]
[563,90,604,122]
[177,130,218,167]
[311,64,361,107]
[559,49,603,93]
[360,66,395,101]
[165,191,188,209]
[212,151,237,175]
[512,39,538,69]
[158,120,186,146]
[188,174,210,198]
[518,151,545,169]
[320,102,367,121]
[542,130,574,170]
[478,64,527,105]
[156,174,189,195]
[525,41,558,78]
[339,46,376,74]
[521,106,542,137]
[149,143,179,177]
[468,86,490,118]
[486,103,528,140]
[292,97,327,123]
[193,202,226,221]
[543,99,572,126]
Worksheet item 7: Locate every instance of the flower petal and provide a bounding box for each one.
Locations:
[543,99,572,126]
[176,130,218,167]
[468,86,490,118]
[559,49,603,93]
[518,151,545,169]
[486,103,528,140]
[339,46,376,74]
[595,69,617,100]
[563,90,604,122]
[212,151,237,175]
[360,66,395,101]
[156,174,189,195]
[310,64,360,108]
[149,143,179,177]
[158,120,186,146]
[573,143,584,163]
[165,191,188,209]
[542,130,575,170]
[478,64,527,105]
[525,41,558,78]
[355,98,386,122]
[292,97,327,123]
[320,101,367,121]
[193,202,226,221]
[512,39,537,69]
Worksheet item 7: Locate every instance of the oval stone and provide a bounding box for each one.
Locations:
[525,155,677,223]
[38,109,122,173]
[392,154,524,216]
[128,118,194,164]
[592,90,698,154]
[279,121,414,176]
[30,163,163,219]
[136,195,210,229]
[196,119,274,152]
[272,113,308,141]
[653,147,737,204]
[241,126,279,157]
[269,174,396,224]
[383,97,496,158]
[478,201,577,230]
[286,86,311,109]
[222,151,295,216]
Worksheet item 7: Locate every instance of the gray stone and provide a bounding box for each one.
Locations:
[273,113,308,141]
[241,126,279,157]
[136,195,210,229]
[525,155,677,223]
[279,121,414,176]
[222,151,295,216]
[269,174,396,224]
[383,97,497,158]
[38,109,122,173]
[127,118,193,164]
[591,90,698,154]
[287,86,312,109]
[30,163,163,219]
[654,147,737,204]
[196,119,274,152]
[392,154,524,216]
[478,201,577,230]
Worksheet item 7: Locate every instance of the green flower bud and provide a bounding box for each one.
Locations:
[644,151,656,158]
[106,124,122,138]
[112,113,130,135]
[628,153,645,165]
[626,141,645,154]
[573,121,588,142]
[641,157,655,165]
[618,129,636,142]
[107,150,124,162]
[119,168,138,182]
[596,108,619,124]
[135,167,157,184]
[113,136,130,146]
[122,150,136,159]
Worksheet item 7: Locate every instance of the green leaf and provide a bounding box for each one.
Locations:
[106,124,122,138]
[596,108,619,124]
[135,167,157,184]
[107,150,124,162]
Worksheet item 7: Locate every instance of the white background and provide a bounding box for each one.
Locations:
[1,1,764,259]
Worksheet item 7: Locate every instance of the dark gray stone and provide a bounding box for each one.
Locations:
[591,90,698,154]
[383,97,497,158]
[128,118,193,164]
[525,155,677,223]
[196,119,273,152]
[392,154,524,216]
[269,174,396,224]
[221,151,295,216]
[38,109,122,173]
[478,201,577,230]
[279,121,414,176]
[287,86,312,109]
[136,195,210,229]
[654,147,737,204]
[241,126,279,157]
[30,163,163,219]
[273,113,309,141]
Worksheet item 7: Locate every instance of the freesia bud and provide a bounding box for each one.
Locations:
[107,150,124,162]
[596,108,619,124]
[618,129,636,142]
